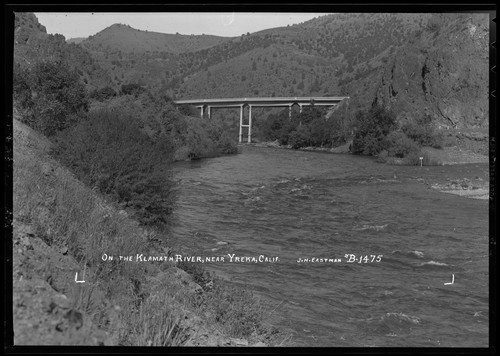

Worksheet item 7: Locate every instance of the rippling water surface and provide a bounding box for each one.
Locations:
[168,146,489,347]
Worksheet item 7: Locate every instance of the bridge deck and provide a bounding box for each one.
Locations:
[174,96,349,106]
[172,96,350,143]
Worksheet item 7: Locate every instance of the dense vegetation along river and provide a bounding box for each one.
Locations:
[169,146,489,347]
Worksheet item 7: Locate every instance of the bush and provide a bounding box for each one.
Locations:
[296,106,325,126]
[217,132,239,154]
[384,131,420,158]
[89,86,117,101]
[376,149,389,163]
[352,105,397,155]
[260,106,330,147]
[13,60,88,136]
[161,112,238,160]
[177,104,199,117]
[308,117,329,146]
[197,278,265,338]
[288,125,311,149]
[261,111,294,145]
[402,150,442,166]
[52,107,176,227]
[401,114,444,148]
[121,83,146,96]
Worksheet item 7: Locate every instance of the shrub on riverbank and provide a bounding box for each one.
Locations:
[352,105,398,155]
[384,131,420,158]
[402,150,442,166]
[401,114,444,149]
[352,105,445,165]
[260,106,349,148]
[13,60,88,136]
[199,279,265,338]
[51,100,237,226]
[260,111,296,145]
[52,107,176,227]
[14,118,158,343]
[92,93,239,161]
[162,109,239,160]
[14,118,284,346]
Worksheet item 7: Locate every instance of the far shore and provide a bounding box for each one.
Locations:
[248,140,489,165]
[247,140,490,200]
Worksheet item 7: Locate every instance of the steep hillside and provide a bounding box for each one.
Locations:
[14,12,113,91]
[13,116,278,346]
[178,12,489,130]
[172,13,432,98]
[29,12,490,131]
[372,13,489,129]
[75,23,232,90]
[74,13,432,95]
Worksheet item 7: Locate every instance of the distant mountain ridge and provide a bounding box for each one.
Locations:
[81,23,233,54]
[15,12,490,130]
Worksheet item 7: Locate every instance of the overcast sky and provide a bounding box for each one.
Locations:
[34,13,331,39]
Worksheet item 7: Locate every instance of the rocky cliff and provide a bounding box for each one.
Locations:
[370,13,489,129]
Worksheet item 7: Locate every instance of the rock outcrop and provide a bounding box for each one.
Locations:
[372,13,489,129]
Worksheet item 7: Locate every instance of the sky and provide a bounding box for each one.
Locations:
[34,13,331,39]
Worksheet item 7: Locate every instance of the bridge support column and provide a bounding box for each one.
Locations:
[199,106,204,119]
[299,104,303,113]
[207,106,211,119]
[248,105,252,143]
[239,105,243,143]
[289,105,292,120]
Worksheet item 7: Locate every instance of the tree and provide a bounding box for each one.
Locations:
[121,83,146,96]
[352,105,397,155]
[13,60,88,136]
[296,106,325,126]
[261,110,295,145]
[288,125,310,148]
[401,114,444,148]
[89,86,117,101]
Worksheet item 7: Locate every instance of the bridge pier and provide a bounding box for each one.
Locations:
[248,105,252,143]
[238,104,253,143]
[197,105,212,119]
[239,105,243,143]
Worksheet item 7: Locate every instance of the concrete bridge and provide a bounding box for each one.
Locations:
[173,96,349,143]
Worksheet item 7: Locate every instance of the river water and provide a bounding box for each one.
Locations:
[168,146,489,347]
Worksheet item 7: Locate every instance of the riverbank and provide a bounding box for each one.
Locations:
[12,118,287,346]
[251,134,489,165]
[250,140,352,154]
[249,139,490,200]
[425,176,489,200]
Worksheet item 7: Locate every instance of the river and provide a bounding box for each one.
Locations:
[168,146,489,347]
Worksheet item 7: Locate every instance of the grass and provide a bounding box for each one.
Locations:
[13,118,187,345]
[121,296,192,346]
[380,149,443,166]
[402,150,442,166]
[197,279,266,338]
[13,117,286,346]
